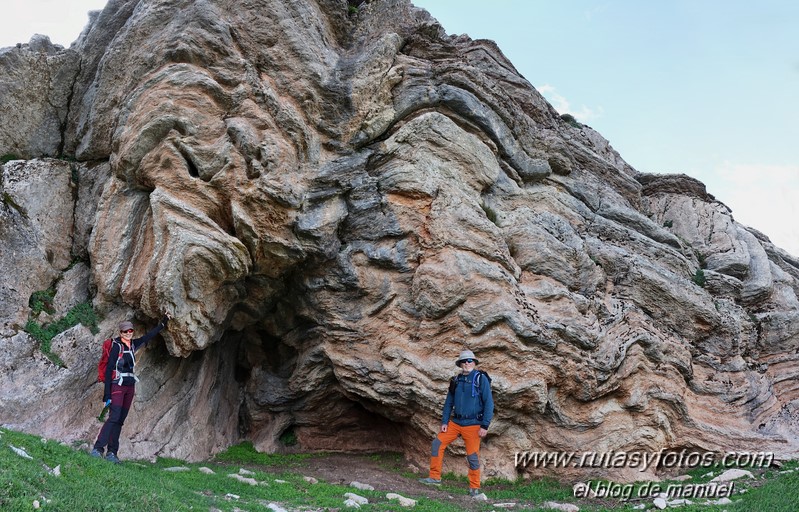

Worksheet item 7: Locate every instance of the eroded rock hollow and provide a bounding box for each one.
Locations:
[1,0,798,482]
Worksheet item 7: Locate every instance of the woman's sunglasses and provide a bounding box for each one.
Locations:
[462,359,475,364]
[121,329,134,334]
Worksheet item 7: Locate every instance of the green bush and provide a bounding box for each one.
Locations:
[560,113,581,128]
[24,301,99,366]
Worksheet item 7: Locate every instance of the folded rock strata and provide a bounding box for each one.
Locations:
[1,0,797,482]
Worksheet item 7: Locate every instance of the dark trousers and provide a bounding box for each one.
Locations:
[94,383,135,455]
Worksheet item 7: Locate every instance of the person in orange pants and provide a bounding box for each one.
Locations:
[420,350,494,497]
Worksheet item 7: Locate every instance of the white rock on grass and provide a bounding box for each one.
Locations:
[710,497,733,505]
[344,492,369,505]
[491,503,516,509]
[386,493,417,507]
[9,445,33,459]
[653,497,667,510]
[304,476,319,484]
[199,467,215,475]
[163,466,191,472]
[343,498,361,509]
[228,473,259,486]
[239,468,255,476]
[542,502,578,512]
[266,504,288,512]
[710,469,755,482]
[350,481,374,491]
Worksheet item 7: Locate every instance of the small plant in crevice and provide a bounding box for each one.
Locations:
[692,268,706,287]
[696,250,707,269]
[481,202,499,226]
[1,153,21,164]
[560,113,581,129]
[347,0,364,15]
[29,288,56,316]
[65,255,89,271]
[2,192,27,216]
[663,219,673,228]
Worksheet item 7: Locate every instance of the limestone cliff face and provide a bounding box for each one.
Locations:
[1,0,798,482]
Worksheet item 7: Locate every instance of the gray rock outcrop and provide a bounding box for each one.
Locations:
[1,0,797,482]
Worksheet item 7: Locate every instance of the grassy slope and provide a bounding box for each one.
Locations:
[1,427,797,512]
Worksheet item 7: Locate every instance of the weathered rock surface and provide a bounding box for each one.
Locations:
[0,36,80,158]
[1,0,798,481]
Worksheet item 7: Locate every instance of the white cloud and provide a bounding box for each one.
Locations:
[537,84,604,123]
[705,162,799,257]
[583,4,609,22]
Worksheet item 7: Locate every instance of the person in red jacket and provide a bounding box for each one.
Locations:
[90,315,169,463]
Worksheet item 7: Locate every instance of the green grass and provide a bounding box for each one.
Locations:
[0,430,475,512]
[24,301,99,366]
[2,428,797,512]
[211,441,313,467]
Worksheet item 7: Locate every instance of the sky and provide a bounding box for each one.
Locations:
[2,0,797,255]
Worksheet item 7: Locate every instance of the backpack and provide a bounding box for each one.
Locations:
[448,370,492,395]
[97,338,122,383]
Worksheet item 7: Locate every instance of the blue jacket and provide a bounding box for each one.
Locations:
[441,369,494,429]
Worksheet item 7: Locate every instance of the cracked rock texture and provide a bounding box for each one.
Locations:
[1,0,798,481]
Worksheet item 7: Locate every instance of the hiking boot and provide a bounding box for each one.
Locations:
[90,448,103,458]
[469,488,482,498]
[105,452,121,464]
[418,477,441,485]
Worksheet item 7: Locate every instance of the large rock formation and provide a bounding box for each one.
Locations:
[1,0,797,482]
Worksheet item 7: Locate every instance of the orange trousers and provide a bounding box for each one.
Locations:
[428,421,482,489]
